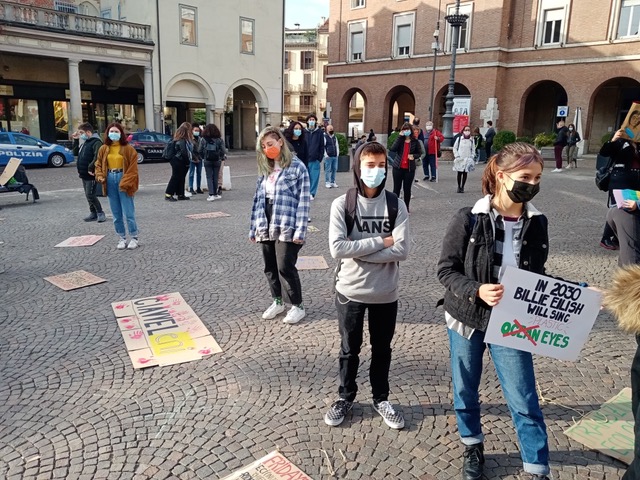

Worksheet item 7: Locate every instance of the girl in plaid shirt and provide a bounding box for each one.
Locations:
[250,127,311,325]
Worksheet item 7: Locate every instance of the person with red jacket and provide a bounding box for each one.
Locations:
[423,121,444,182]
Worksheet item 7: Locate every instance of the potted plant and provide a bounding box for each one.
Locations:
[493,130,516,151]
[533,132,556,159]
[336,133,350,172]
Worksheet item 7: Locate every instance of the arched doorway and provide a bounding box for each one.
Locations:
[340,88,366,141]
[520,81,568,137]
[589,77,640,152]
[164,74,214,137]
[224,80,269,150]
[434,83,471,131]
[384,86,416,134]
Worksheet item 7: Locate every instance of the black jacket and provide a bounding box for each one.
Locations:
[306,127,325,162]
[437,201,549,331]
[287,137,309,166]
[73,136,103,180]
[389,136,421,172]
[600,140,640,194]
[554,126,569,146]
[174,139,192,166]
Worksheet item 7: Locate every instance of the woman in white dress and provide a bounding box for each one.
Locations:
[453,125,476,193]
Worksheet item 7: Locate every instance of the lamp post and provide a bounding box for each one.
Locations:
[428,0,442,122]
[441,0,468,147]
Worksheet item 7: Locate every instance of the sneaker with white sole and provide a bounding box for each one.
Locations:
[326,182,332,189]
[184,191,193,197]
[207,195,217,201]
[551,168,563,173]
[117,238,127,250]
[262,300,285,319]
[324,398,353,426]
[373,400,405,429]
[283,305,305,324]
[127,238,139,250]
[331,182,338,188]
[214,195,222,200]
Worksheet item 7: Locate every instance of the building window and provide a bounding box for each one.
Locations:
[618,0,640,38]
[101,8,111,19]
[55,0,77,13]
[241,18,254,54]
[284,51,290,70]
[300,51,314,70]
[535,0,568,46]
[303,73,312,90]
[348,21,366,61]
[351,0,365,8]
[393,12,415,57]
[284,73,289,88]
[445,2,472,52]
[180,5,197,46]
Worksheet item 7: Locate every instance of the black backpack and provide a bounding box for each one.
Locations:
[162,140,176,160]
[205,139,221,162]
[344,187,399,235]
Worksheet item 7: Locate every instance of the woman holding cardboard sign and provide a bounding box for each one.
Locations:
[437,143,556,480]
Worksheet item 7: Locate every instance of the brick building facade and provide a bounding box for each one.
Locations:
[326,0,640,152]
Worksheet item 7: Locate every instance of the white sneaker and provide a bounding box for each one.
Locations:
[127,238,139,250]
[117,238,127,250]
[184,191,193,197]
[262,300,285,319]
[552,168,563,173]
[326,183,332,189]
[310,195,314,200]
[214,195,222,199]
[207,195,216,201]
[331,182,338,188]
[283,305,305,324]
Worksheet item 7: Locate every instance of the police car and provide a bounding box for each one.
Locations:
[0,132,74,168]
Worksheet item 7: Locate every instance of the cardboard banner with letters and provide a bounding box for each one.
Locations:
[45,270,106,291]
[221,451,313,480]
[186,211,230,219]
[55,235,105,247]
[484,266,602,361]
[111,292,222,369]
[296,256,329,270]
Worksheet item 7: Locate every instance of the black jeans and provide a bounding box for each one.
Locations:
[336,292,398,403]
[82,178,103,214]
[392,167,415,210]
[624,335,640,480]
[165,158,188,196]
[203,160,221,195]
[607,207,640,266]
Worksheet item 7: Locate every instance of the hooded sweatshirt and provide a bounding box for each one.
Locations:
[328,144,410,304]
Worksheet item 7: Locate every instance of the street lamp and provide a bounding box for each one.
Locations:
[428,23,440,122]
[441,0,468,147]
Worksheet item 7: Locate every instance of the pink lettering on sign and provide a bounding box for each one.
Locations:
[156,295,169,301]
[115,304,126,310]
[129,331,143,340]
[138,358,151,364]
[263,454,311,480]
[121,318,132,323]
[199,348,212,355]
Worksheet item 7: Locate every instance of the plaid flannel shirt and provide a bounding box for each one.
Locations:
[250,158,310,243]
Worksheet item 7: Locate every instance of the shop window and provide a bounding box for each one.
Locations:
[180,5,197,46]
[9,99,40,138]
[535,0,568,47]
[618,0,640,38]
[241,18,254,54]
[348,21,366,61]
[445,2,472,52]
[393,12,415,57]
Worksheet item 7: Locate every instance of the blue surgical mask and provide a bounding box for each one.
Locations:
[80,133,88,141]
[193,131,200,137]
[293,129,302,137]
[308,120,316,128]
[403,130,411,136]
[360,166,385,188]
[108,132,121,141]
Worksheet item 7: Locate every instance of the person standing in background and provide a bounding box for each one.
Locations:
[284,122,309,167]
[201,123,226,201]
[188,123,205,195]
[305,114,324,200]
[164,122,193,202]
[452,126,476,193]
[423,121,444,182]
[473,127,484,164]
[484,121,496,163]
[412,117,424,142]
[552,120,568,172]
[565,123,581,169]
[389,122,421,213]
[324,125,339,189]
[72,122,106,223]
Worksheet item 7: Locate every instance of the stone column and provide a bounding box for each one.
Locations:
[67,59,82,136]
[143,66,154,131]
[214,108,225,139]
[259,107,268,131]
[205,103,215,125]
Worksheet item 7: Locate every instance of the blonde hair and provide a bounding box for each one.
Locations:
[256,126,293,176]
[605,264,640,334]
[481,142,544,196]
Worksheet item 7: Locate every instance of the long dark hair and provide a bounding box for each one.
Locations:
[104,122,128,146]
[202,123,221,139]
[174,123,192,142]
[284,122,305,142]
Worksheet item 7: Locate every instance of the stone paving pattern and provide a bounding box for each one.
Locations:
[0,153,632,479]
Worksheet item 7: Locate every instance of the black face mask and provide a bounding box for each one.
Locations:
[506,178,540,203]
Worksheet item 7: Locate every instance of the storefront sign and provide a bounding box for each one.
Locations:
[64,89,92,101]
[0,85,14,96]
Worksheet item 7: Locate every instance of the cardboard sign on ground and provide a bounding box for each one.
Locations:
[55,235,105,247]
[0,158,21,186]
[221,451,313,480]
[296,256,329,270]
[483,266,601,361]
[564,388,633,464]
[111,292,222,369]
[185,211,230,219]
[44,270,106,291]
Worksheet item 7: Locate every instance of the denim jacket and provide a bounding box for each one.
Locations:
[437,195,549,331]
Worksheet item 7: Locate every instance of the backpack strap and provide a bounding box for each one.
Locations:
[384,190,399,231]
[344,187,358,236]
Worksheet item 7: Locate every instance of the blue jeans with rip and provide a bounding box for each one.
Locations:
[107,171,138,239]
[324,156,337,184]
[188,161,202,190]
[448,328,550,476]
[308,159,321,196]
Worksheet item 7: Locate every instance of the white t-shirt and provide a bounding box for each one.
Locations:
[264,161,282,198]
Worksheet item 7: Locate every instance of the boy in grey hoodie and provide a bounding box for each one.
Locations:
[325,141,410,429]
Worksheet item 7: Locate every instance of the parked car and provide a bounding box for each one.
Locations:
[127,131,172,163]
[0,132,74,168]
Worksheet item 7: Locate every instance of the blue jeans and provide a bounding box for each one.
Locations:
[107,171,138,239]
[424,154,437,178]
[188,161,202,190]
[324,156,337,184]
[448,328,550,476]
[308,159,321,196]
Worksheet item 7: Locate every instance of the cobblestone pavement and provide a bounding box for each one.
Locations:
[0,153,632,479]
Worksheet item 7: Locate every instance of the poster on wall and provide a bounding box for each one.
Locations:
[453,96,471,134]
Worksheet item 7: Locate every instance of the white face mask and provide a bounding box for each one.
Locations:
[360,166,385,188]
[426,126,433,131]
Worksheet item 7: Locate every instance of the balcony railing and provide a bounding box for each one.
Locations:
[285,84,317,94]
[0,2,152,43]
[284,105,317,114]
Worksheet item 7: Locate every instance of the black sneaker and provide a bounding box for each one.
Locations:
[423,176,429,181]
[177,195,190,201]
[84,213,97,222]
[430,178,437,182]
[324,399,353,426]
[217,187,223,195]
[165,195,177,202]
[462,444,484,480]
[196,188,204,194]
[373,400,405,429]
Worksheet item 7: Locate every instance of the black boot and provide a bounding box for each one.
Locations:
[462,443,484,480]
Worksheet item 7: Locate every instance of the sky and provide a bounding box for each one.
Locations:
[285,0,329,28]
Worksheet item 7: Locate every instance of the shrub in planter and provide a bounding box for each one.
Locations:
[335,133,349,156]
[515,136,533,145]
[387,132,399,149]
[533,132,555,148]
[493,130,516,151]
[601,132,614,147]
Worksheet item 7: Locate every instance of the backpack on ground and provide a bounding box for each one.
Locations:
[162,140,176,160]
[205,139,221,162]
[344,187,399,235]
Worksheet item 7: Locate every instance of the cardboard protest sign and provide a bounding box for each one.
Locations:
[484,266,602,361]
[55,235,105,247]
[613,189,640,208]
[621,101,640,141]
[0,158,21,186]
[44,270,106,291]
[296,256,329,270]
[307,225,320,233]
[564,388,633,464]
[221,451,313,480]
[111,292,222,369]
[186,211,230,219]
